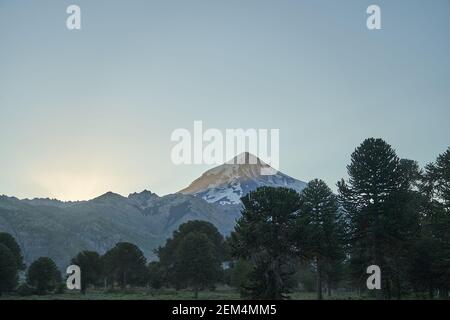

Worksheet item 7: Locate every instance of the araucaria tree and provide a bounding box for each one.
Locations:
[103,242,148,289]
[0,232,24,296]
[0,232,25,271]
[156,220,224,298]
[338,138,419,299]
[71,250,103,294]
[415,147,450,297]
[27,257,61,295]
[174,232,222,298]
[0,243,19,295]
[230,187,300,299]
[295,179,345,300]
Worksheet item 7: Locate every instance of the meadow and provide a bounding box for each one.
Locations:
[0,288,367,300]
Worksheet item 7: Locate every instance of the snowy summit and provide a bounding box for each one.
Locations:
[179,152,307,205]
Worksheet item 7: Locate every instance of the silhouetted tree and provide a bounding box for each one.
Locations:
[295,179,345,299]
[0,232,25,270]
[103,242,147,289]
[27,257,61,294]
[229,259,253,296]
[71,250,103,294]
[147,261,164,289]
[415,147,450,298]
[173,232,222,298]
[230,187,300,299]
[338,138,420,299]
[156,220,225,289]
[0,243,19,295]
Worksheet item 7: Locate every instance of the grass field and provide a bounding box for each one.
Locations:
[0,288,369,300]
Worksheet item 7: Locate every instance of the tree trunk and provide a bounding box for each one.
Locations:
[316,258,323,300]
[194,286,199,299]
[326,276,332,297]
[384,278,391,300]
[439,287,448,299]
[121,271,127,290]
[395,276,401,300]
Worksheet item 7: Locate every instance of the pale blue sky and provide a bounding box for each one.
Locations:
[1,0,449,200]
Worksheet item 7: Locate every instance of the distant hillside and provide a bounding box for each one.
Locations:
[0,153,306,270]
[0,191,237,269]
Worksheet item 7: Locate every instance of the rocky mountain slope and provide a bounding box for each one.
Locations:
[179,152,307,204]
[0,153,306,270]
[0,191,236,269]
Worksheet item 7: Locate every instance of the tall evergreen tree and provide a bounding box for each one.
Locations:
[156,220,225,288]
[230,187,300,299]
[0,232,25,270]
[173,232,222,298]
[228,259,253,296]
[417,147,450,297]
[71,250,103,294]
[147,261,164,290]
[103,242,148,289]
[295,179,345,300]
[338,138,417,298]
[27,257,61,294]
[0,243,19,295]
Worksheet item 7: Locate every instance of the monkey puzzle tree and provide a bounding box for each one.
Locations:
[156,220,225,295]
[172,232,222,298]
[71,250,103,294]
[338,138,419,299]
[230,187,300,299]
[416,147,450,297]
[147,261,164,290]
[27,257,61,294]
[103,242,148,289]
[0,232,25,270]
[295,179,345,300]
[0,243,19,296]
[156,220,225,289]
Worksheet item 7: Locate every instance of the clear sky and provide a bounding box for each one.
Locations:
[1,0,449,200]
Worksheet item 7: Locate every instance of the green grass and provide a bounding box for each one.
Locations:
[0,288,239,300]
[1,288,367,300]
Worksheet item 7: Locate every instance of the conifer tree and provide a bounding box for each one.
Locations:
[156,220,225,294]
[0,232,25,270]
[173,232,222,298]
[296,179,345,300]
[338,138,417,298]
[71,250,103,294]
[0,243,19,295]
[230,187,300,299]
[416,148,450,297]
[103,242,148,289]
[27,257,61,294]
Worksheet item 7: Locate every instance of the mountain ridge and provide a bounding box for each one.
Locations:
[179,152,307,204]
[0,153,306,269]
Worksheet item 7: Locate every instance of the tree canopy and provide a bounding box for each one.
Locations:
[27,257,61,294]
[230,187,301,299]
[71,250,103,294]
[103,242,148,289]
[0,243,19,295]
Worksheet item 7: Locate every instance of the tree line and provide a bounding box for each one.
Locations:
[229,138,449,299]
[0,138,449,299]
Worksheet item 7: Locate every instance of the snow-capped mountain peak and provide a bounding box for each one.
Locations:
[179,152,307,205]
